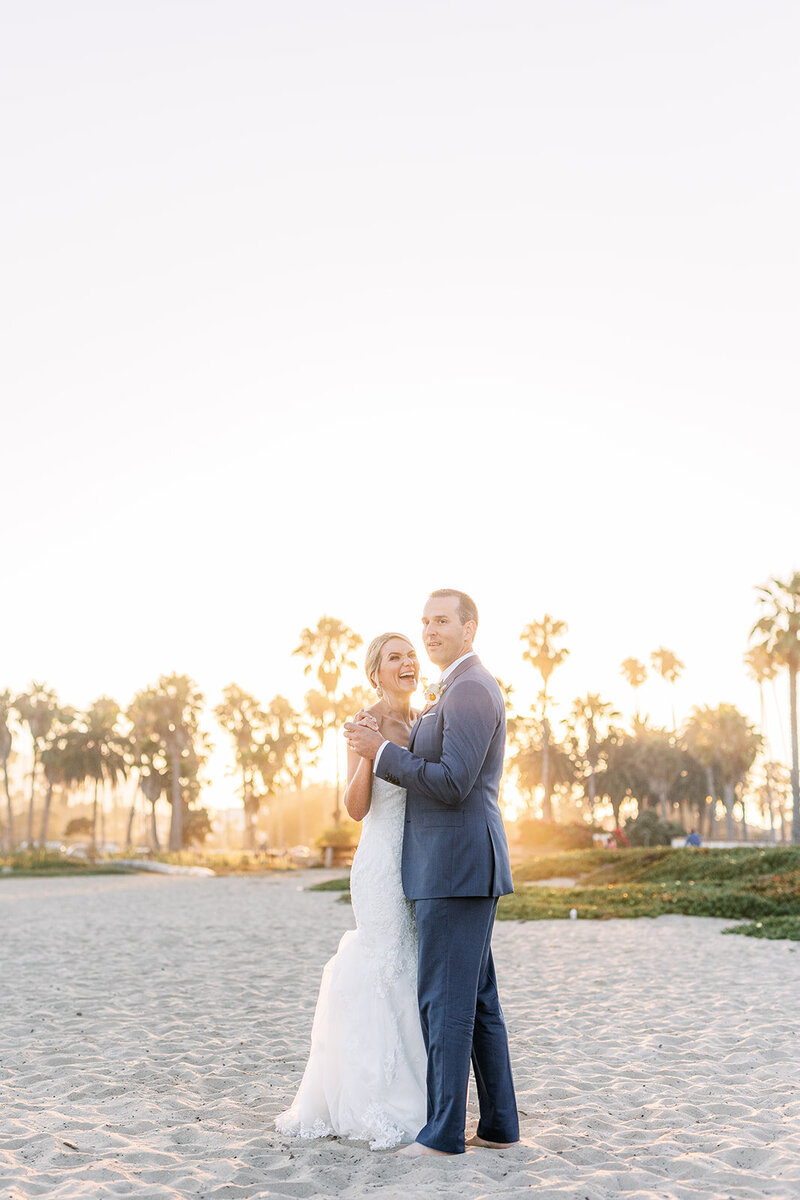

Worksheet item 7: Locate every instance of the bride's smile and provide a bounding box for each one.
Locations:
[380,642,420,697]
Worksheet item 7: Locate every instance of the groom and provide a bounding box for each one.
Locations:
[345,589,519,1156]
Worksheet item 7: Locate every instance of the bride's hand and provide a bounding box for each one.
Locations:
[353,710,380,733]
[344,720,383,761]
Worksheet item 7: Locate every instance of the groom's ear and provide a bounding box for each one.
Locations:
[464,619,477,647]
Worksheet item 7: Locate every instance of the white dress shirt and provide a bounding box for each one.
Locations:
[372,651,477,773]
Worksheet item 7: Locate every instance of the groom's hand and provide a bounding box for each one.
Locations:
[344,722,384,760]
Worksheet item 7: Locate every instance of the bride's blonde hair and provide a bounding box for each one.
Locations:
[365,632,413,691]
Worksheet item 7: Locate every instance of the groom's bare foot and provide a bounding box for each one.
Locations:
[466,1134,518,1149]
[396,1141,454,1157]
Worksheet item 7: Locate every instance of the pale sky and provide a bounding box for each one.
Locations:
[3,2,798,804]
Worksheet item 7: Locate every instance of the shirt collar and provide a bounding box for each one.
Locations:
[440,651,477,684]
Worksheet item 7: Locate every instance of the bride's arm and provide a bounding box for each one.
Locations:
[344,747,373,821]
[343,715,378,821]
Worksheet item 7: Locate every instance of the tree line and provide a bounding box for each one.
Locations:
[1,572,798,852]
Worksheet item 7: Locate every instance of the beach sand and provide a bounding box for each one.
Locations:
[1,871,799,1200]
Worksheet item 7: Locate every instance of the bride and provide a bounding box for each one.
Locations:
[275,632,427,1150]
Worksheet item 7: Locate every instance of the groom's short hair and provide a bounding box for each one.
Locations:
[428,589,478,628]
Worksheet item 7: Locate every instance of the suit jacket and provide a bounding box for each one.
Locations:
[376,655,514,900]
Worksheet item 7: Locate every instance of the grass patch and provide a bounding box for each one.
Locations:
[308,876,351,892]
[0,850,135,877]
[722,916,800,941]
[501,847,800,938]
[514,846,800,887]
[151,851,296,874]
[301,847,800,941]
[0,848,300,877]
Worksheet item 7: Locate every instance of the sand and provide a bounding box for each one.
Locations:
[1,871,799,1200]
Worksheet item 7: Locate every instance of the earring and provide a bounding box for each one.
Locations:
[375,685,383,697]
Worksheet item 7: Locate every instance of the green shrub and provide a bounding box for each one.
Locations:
[623,809,684,847]
[722,916,800,941]
[315,826,359,849]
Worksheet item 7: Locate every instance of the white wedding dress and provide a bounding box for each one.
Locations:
[275,777,427,1150]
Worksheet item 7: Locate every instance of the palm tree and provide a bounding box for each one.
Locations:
[620,657,647,692]
[628,723,687,824]
[139,766,166,851]
[128,675,207,851]
[251,695,312,850]
[38,708,78,845]
[0,691,15,851]
[567,694,621,816]
[215,685,268,849]
[64,698,129,856]
[744,644,778,748]
[650,648,685,730]
[520,615,569,821]
[752,761,791,843]
[14,683,62,845]
[683,707,723,838]
[596,735,652,828]
[294,617,362,825]
[683,705,761,841]
[750,572,800,843]
[509,722,575,817]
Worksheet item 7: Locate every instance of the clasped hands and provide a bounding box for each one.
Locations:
[344,711,384,761]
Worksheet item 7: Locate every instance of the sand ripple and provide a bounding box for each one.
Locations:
[1,874,798,1198]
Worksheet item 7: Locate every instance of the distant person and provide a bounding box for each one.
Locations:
[610,827,630,848]
[685,829,702,847]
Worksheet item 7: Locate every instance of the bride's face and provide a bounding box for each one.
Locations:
[377,638,420,698]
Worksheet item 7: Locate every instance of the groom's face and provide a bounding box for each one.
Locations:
[421,596,475,671]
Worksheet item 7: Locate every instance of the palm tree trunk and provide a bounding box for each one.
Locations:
[2,757,14,850]
[125,780,139,848]
[297,775,306,845]
[90,778,99,859]
[241,767,249,849]
[738,785,748,842]
[277,794,284,849]
[168,752,183,851]
[790,666,799,845]
[723,783,735,840]
[541,717,552,822]
[705,767,718,840]
[149,800,161,851]
[697,794,707,838]
[658,787,668,823]
[27,744,38,845]
[244,801,257,851]
[39,781,54,845]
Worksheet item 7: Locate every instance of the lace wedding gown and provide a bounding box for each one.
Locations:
[275,777,427,1150]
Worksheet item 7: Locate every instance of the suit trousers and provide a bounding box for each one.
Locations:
[413,896,519,1154]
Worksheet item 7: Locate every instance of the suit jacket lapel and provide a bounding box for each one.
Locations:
[440,653,481,696]
[409,655,481,749]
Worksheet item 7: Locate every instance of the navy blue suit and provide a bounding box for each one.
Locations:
[376,655,519,1153]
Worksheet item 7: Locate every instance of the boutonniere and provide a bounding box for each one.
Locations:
[421,678,447,712]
